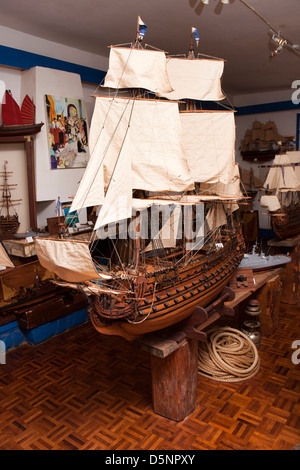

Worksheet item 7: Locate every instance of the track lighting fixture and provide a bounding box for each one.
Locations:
[200,0,300,58]
[201,0,230,4]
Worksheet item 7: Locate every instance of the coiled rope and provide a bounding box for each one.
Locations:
[198,327,260,382]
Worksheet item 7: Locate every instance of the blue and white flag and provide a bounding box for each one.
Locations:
[55,198,61,215]
[138,16,147,41]
[192,27,199,47]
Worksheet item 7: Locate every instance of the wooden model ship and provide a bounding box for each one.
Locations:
[35,20,246,341]
[260,152,300,239]
[0,161,21,236]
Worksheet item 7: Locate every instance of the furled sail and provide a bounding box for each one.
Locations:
[180,110,235,185]
[103,47,173,95]
[206,204,228,231]
[34,238,111,283]
[263,154,300,192]
[158,57,225,101]
[199,164,242,198]
[143,205,182,252]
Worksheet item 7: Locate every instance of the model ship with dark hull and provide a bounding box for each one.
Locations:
[35,20,246,341]
[0,162,21,236]
[260,152,300,239]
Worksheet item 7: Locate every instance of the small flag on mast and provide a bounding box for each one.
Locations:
[55,197,61,216]
[138,16,147,41]
[192,27,199,47]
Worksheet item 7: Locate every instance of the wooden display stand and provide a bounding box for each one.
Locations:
[151,338,198,421]
[268,234,300,305]
[256,273,282,336]
[136,268,284,421]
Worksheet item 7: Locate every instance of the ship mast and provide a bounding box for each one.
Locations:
[0,161,21,217]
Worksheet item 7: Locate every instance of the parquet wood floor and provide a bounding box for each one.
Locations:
[0,302,299,450]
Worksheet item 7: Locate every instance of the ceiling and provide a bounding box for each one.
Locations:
[1,0,300,96]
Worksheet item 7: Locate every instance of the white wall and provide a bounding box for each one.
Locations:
[0,23,109,230]
[0,25,108,71]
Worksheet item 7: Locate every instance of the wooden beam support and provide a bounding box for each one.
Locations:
[151,338,198,421]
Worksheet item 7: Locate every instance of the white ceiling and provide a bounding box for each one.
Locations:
[1,0,300,96]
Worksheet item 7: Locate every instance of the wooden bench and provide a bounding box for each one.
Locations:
[135,267,283,421]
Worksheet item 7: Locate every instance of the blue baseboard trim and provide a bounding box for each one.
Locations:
[0,307,88,350]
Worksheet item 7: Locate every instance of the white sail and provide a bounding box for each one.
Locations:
[103,47,173,95]
[199,164,242,198]
[158,57,225,101]
[34,238,111,283]
[70,132,105,213]
[180,111,235,185]
[94,136,132,230]
[130,99,193,192]
[0,243,14,268]
[206,204,228,231]
[286,151,300,183]
[260,195,281,212]
[74,97,194,219]
[263,154,300,192]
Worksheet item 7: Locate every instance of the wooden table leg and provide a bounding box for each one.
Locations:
[256,274,282,336]
[151,338,198,421]
[280,243,300,305]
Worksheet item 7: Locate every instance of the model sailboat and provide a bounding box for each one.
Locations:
[0,161,21,236]
[260,151,300,239]
[35,20,246,340]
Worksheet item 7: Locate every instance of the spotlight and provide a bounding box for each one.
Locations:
[271,45,283,57]
[221,0,230,4]
[272,33,287,47]
[201,0,210,4]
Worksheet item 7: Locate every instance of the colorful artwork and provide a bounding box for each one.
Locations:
[45,95,89,169]
[61,202,79,226]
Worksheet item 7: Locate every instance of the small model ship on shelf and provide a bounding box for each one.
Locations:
[238,242,291,271]
[0,161,21,237]
[260,152,300,239]
[0,90,43,136]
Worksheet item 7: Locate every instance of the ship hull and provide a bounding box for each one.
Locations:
[0,215,20,236]
[0,123,43,137]
[271,202,300,239]
[89,230,245,341]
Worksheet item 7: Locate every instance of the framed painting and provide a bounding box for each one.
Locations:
[45,95,90,169]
